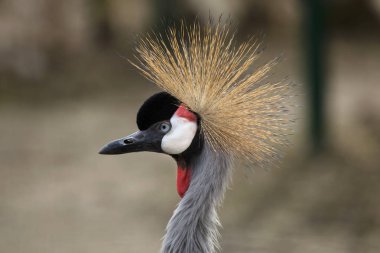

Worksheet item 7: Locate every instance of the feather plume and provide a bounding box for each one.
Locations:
[130,20,293,166]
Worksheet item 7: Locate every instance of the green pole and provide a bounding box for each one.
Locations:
[305,0,327,152]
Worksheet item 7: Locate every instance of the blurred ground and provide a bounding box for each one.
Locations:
[1,1,380,253]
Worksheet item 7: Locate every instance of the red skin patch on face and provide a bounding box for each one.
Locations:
[177,165,191,198]
[174,105,196,197]
[175,105,197,122]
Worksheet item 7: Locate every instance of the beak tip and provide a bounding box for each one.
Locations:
[98,145,112,155]
[98,142,127,155]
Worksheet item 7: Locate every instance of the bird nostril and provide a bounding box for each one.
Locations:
[123,138,134,144]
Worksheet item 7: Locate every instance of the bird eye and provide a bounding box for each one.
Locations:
[159,122,171,133]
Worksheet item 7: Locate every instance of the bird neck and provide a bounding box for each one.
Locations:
[161,143,232,253]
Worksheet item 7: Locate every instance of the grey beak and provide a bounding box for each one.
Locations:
[99,129,163,155]
[99,131,144,155]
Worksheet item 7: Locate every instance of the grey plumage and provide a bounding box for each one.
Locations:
[161,142,233,253]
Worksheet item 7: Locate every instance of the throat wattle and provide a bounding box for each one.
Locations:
[177,165,191,198]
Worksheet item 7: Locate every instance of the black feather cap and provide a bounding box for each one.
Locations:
[136,92,180,130]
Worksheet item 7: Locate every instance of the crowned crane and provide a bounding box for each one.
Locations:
[99,20,292,253]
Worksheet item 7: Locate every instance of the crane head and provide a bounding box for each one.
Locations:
[99,92,203,197]
[99,20,294,198]
[99,92,201,157]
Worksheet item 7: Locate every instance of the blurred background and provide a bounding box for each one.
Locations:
[1,0,380,252]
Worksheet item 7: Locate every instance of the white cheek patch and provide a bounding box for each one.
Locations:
[161,114,197,154]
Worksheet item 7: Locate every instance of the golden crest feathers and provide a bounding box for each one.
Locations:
[130,20,292,166]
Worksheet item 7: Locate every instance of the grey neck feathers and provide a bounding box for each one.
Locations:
[161,142,233,253]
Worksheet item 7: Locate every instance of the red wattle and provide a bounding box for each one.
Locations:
[177,165,191,198]
[175,105,197,122]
